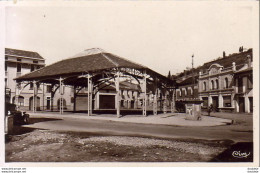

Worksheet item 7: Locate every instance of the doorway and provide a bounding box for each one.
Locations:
[46,97,51,110]
[239,97,245,112]
[99,95,115,109]
[29,96,40,110]
[212,96,219,112]
[249,97,253,113]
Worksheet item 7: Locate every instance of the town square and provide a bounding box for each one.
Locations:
[2,1,258,166]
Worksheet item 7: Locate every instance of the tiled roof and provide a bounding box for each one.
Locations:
[175,49,253,79]
[177,76,198,86]
[16,48,170,83]
[5,48,44,60]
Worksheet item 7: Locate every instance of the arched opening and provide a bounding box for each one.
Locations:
[216,79,219,89]
[29,96,40,110]
[11,96,25,106]
[211,80,214,90]
[203,82,206,91]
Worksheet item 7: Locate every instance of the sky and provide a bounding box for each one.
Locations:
[4,1,258,76]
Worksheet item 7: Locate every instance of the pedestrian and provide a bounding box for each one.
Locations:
[208,104,213,116]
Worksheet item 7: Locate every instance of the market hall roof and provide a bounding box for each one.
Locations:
[5,48,44,60]
[15,48,171,83]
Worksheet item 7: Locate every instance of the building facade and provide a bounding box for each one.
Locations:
[5,48,72,111]
[174,48,253,113]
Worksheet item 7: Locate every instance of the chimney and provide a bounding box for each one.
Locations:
[223,51,226,58]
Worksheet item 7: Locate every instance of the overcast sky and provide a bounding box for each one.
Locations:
[4,1,258,76]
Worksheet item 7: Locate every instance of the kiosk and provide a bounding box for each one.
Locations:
[183,100,204,121]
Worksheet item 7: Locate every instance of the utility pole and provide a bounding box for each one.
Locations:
[192,54,194,85]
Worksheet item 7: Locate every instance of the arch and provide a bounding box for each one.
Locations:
[29,96,40,110]
[12,96,25,106]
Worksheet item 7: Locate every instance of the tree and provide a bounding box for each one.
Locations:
[167,70,171,79]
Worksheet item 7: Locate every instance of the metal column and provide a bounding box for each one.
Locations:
[59,77,64,114]
[115,71,120,117]
[33,80,36,113]
[87,74,93,116]
[142,72,147,116]
[153,89,158,115]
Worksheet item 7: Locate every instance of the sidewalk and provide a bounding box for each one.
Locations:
[28,111,233,127]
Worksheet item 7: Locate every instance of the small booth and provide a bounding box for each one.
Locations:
[183,100,204,121]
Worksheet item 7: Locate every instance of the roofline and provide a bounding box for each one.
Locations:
[5,54,45,61]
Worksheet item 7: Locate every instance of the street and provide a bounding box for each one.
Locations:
[24,112,253,142]
[5,112,253,162]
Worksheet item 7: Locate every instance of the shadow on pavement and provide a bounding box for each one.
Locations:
[29,117,62,124]
[210,142,253,162]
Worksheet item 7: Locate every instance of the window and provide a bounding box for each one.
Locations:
[17,63,21,72]
[216,79,219,89]
[5,56,8,60]
[224,78,229,88]
[18,96,24,106]
[202,97,208,107]
[203,82,206,91]
[31,65,35,72]
[46,85,52,93]
[211,80,214,90]
[30,82,33,90]
[33,60,38,64]
[5,62,7,72]
[179,90,182,97]
[17,58,22,62]
[247,76,253,89]
[238,77,243,93]
[190,87,193,95]
[223,96,231,107]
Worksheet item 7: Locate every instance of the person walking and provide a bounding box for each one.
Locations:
[208,104,213,116]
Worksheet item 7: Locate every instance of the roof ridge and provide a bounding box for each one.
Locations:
[101,52,119,67]
[109,52,147,69]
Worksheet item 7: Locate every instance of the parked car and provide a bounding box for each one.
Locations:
[5,102,30,125]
